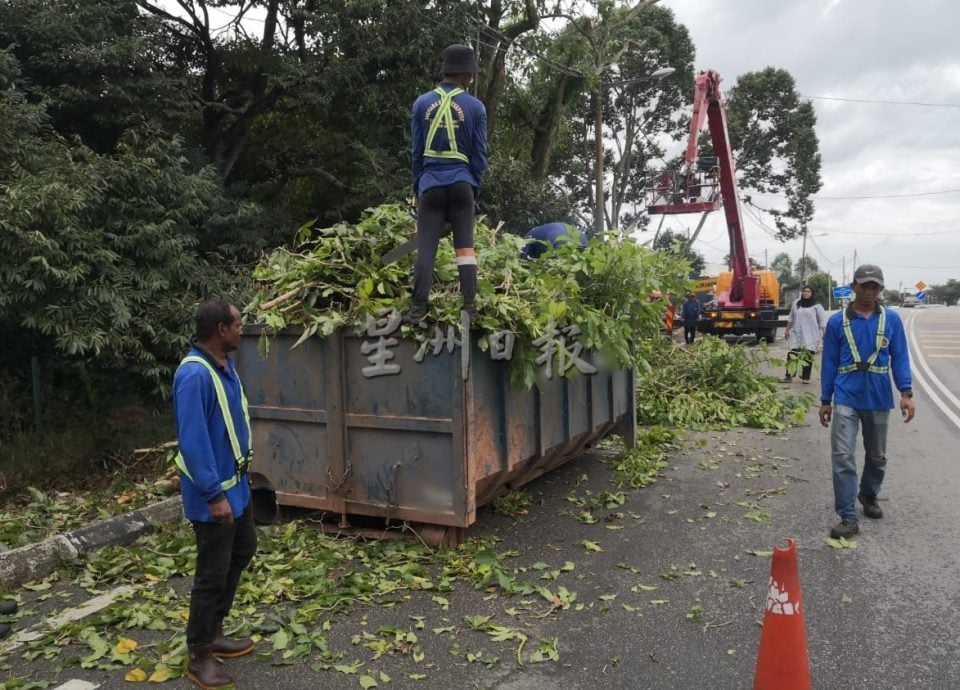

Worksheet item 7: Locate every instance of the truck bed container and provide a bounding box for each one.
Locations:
[237,325,636,544]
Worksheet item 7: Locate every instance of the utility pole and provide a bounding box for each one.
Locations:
[593,89,605,237]
[842,256,846,284]
[800,227,808,284]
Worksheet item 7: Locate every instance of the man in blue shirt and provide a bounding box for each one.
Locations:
[680,292,703,345]
[819,264,916,539]
[520,222,587,259]
[405,44,488,325]
[173,299,257,688]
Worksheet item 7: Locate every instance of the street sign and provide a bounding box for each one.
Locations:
[915,281,927,291]
[916,290,926,302]
[833,285,853,299]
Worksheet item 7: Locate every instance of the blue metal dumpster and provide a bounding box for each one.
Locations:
[237,319,636,544]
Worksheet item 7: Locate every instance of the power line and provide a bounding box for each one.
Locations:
[752,188,960,201]
[805,232,842,268]
[807,227,960,237]
[804,94,960,108]
[870,262,960,270]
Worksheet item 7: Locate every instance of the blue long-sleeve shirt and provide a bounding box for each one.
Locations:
[820,305,912,410]
[681,299,702,321]
[411,83,488,196]
[521,222,585,259]
[172,346,251,522]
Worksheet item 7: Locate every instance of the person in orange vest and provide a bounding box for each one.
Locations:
[649,291,676,337]
[664,301,676,334]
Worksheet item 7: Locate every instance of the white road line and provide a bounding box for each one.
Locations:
[906,314,960,432]
[0,585,135,654]
[52,681,100,690]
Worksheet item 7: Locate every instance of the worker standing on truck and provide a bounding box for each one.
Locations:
[404,44,488,324]
[819,265,915,539]
[173,299,258,689]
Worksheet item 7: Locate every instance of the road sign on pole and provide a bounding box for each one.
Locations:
[833,285,853,300]
[915,281,927,291]
[916,290,926,302]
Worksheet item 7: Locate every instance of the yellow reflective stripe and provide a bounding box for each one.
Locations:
[425,87,470,163]
[838,364,889,374]
[174,451,194,483]
[175,449,239,491]
[176,355,251,490]
[221,475,239,491]
[840,307,887,373]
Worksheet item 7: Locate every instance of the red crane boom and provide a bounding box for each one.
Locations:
[646,70,783,343]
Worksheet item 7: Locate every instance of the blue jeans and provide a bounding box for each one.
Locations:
[831,405,889,521]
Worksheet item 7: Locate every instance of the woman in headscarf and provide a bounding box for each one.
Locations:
[782,285,827,383]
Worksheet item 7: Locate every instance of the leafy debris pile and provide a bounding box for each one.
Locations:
[248,203,691,384]
[635,336,813,429]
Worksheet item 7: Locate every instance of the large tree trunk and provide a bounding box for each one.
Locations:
[476,0,539,138]
[529,70,584,180]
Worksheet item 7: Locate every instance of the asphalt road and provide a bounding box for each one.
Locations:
[5,311,960,690]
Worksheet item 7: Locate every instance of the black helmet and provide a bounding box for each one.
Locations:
[442,44,479,74]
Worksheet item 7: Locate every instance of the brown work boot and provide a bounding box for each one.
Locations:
[211,622,255,658]
[187,644,234,689]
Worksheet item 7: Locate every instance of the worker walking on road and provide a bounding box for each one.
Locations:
[783,285,826,383]
[680,292,702,345]
[819,265,915,539]
[173,299,258,689]
[404,44,488,324]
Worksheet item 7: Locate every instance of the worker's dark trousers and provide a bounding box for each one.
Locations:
[186,508,257,646]
[413,182,476,306]
[684,326,697,344]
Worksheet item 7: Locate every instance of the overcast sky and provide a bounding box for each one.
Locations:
[659,0,960,294]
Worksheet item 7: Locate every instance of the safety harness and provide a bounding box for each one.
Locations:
[838,306,888,374]
[424,87,469,163]
[175,356,252,491]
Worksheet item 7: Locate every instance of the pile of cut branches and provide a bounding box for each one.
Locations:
[249,204,690,385]
[635,336,813,430]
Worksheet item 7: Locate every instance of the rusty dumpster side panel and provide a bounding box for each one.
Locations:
[237,327,635,530]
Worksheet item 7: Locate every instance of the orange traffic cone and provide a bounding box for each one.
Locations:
[753,538,812,690]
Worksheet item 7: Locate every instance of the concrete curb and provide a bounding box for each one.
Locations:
[0,496,182,588]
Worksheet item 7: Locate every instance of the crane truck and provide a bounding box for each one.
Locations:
[646,70,784,343]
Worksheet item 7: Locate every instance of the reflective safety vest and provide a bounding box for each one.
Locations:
[838,307,889,374]
[175,356,252,491]
[424,87,469,164]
